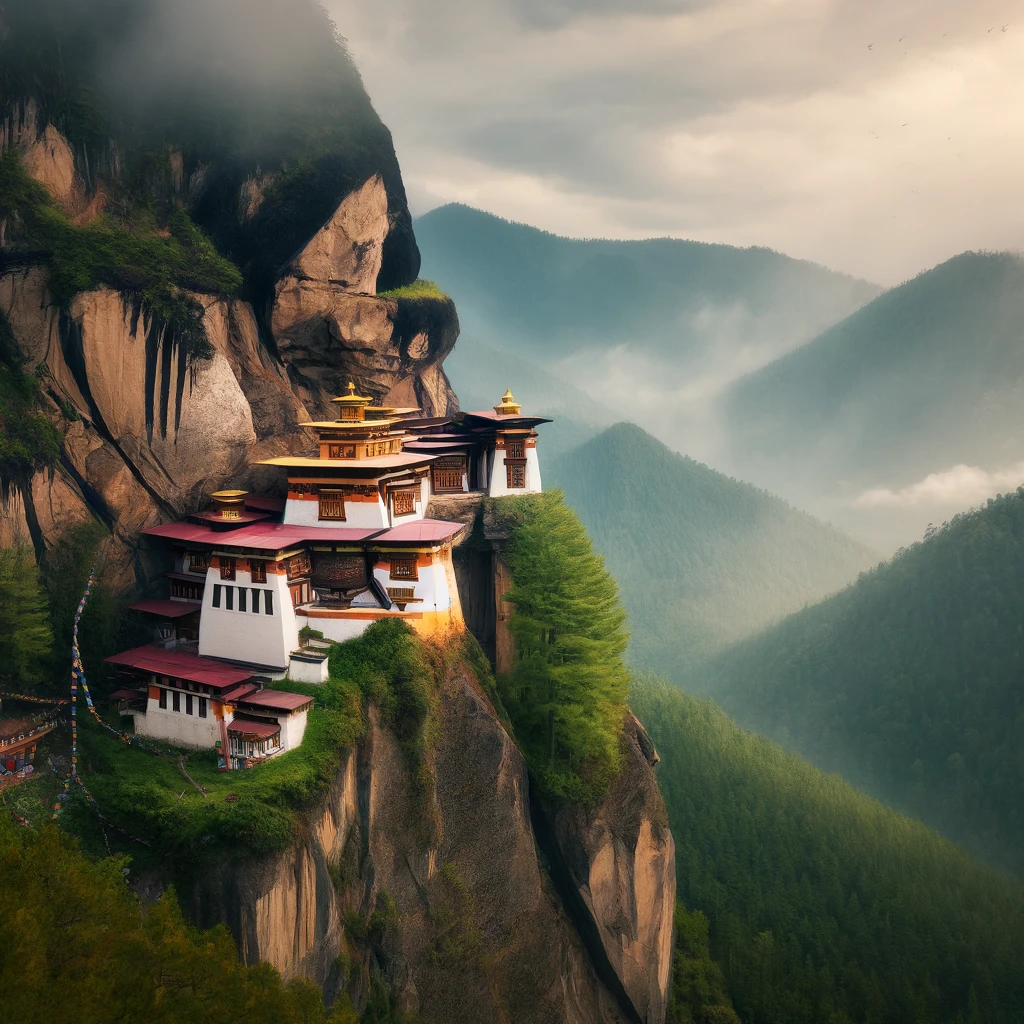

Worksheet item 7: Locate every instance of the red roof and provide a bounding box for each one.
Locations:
[145,522,383,550]
[220,683,260,704]
[104,645,255,690]
[374,520,465,544]
[129,599,202,619]
[145,520,462,550]
[238,690,313,712]
[227,718,281,738]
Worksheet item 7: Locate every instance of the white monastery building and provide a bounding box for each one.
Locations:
[104,388,548,768]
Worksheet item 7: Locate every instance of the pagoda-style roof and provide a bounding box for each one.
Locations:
[142,519,463,551]
[257,452,437,472]
[129,599,202,618]
[105,645,255,690]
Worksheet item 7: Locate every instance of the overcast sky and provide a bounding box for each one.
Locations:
[327,0,1023,285]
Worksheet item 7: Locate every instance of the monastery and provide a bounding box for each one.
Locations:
[104,388,548,768]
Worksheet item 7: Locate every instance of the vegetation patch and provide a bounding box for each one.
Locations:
[0,151,241,359]
[0,816,349,1022]
[78,676,363,863]
[0,547,55,690]
[378,279,449,301]
[488,490,630,804]
[631,673,1024,1024]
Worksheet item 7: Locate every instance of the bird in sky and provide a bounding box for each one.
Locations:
[868,43,874,49]
[1002,24,1010,32]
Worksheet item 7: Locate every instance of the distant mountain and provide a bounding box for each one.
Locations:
[547,422,878,676]
[630,675,1024,1024]
[720,251,1024,545]
[418,204,880,460]
[681,486,1024,877]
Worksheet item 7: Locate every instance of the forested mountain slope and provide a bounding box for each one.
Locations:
[547,422,878,674]
[631,675,1024,1024]
[682,487,1024,877]
[721,251,1024,540]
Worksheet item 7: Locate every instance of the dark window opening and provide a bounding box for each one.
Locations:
[159,689,167,710]
[264,589,274,615]
[172,691,180,713]
[199,697,207,718]
[251,588,261,613]
[185,694,193,716]
[212,584,222,608]
[225,586,234,611]
[238,587,247,613]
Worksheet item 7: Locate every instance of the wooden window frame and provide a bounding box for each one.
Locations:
[432,457,466,493]
[318,489,346,521]
[250,560,267,584]
[328,443,356,459]
[506,461,527,489]
[190,551,210,574]
[506,439,525,459]
[392,489,417,516]
[389,556,419,582]
[220,557,236,581]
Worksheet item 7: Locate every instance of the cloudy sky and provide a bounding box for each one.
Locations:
[327,0,1023,285]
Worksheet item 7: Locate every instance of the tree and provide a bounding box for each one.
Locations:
[491,491,630,801]
[0,546,54,689]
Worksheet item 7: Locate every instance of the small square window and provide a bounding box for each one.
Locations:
[392,490,417,516]
[390,556,418,581]
[318,490,346,521]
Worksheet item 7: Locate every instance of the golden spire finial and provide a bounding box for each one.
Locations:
[347,381,356,395]
[494,388,522,416]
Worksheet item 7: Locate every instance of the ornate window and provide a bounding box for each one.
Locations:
[318,489,346,521]
[250,560,267,584]
[285,552,311,579]
[392,490,416,516]
[432,457,465,492]
[190,551,209,574]
[506,439,525,459]
[328,443,356,459]
[389,556,418,581]
[506,462,526,489]
[220,557,236,581]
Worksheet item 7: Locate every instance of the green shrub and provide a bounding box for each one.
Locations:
[378,279,448,301]
[489,491,630,803]
[0,547,55,689]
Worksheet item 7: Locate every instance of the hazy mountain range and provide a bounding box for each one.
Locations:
[421,204,1024,550]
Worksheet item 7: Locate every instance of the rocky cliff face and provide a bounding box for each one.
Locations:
[188,664,675,1024]
[0,111,459,589]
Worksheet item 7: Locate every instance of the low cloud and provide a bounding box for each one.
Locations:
[328,0,1024,284]
[853,463,1024,509]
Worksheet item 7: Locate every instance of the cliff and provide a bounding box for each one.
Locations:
[188,664,675,1024]
[0,2,460,588]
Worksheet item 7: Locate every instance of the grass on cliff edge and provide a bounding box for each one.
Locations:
[378,278,449,301]
[76,621,450,864]
[0,150,242,359]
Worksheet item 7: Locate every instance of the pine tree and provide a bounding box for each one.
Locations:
[492,490,630,801]
[0,545,54,689]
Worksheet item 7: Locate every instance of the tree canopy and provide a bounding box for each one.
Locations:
[490,490,630,802]
[631,674,1024,1024]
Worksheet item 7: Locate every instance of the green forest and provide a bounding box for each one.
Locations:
[683,487,1024,877]
[631,674,1024,1024]
[547,423,876,674]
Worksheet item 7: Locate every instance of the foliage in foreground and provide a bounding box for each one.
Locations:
[378,279,449,301]
[631,674,1024,1024]
[490,490,630,802]
[683,485,1024,877]
[0,817,356,1024]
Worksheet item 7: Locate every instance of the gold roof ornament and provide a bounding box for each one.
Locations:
[494,388,522,416]
[331,381,374,420]
[209,489,248,519]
